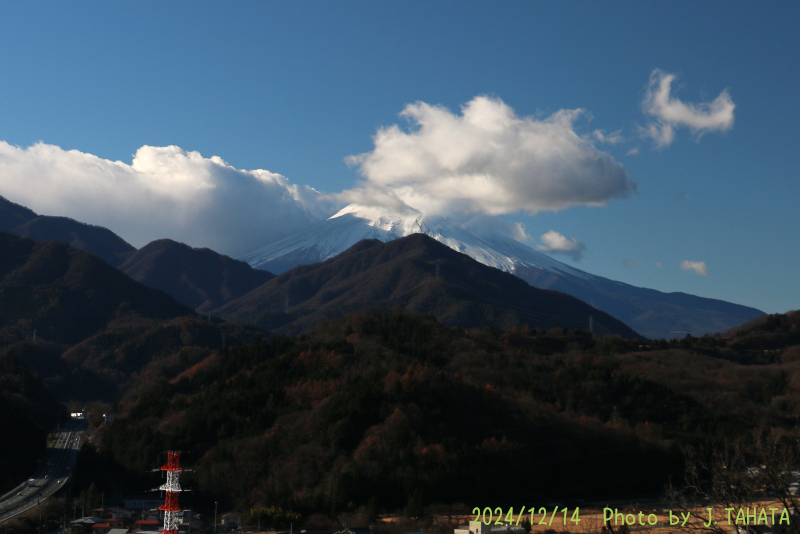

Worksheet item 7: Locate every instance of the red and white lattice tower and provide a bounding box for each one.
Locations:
[158,451,183,534]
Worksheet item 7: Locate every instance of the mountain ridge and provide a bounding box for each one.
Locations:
[240,204,764,338]
[0,195,136,267]
[119,238,275,314]
[215,233,641,338]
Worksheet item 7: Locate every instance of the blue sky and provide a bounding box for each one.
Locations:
[0,2,797,314]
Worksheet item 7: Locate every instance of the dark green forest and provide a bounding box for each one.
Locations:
[102,309,800,516]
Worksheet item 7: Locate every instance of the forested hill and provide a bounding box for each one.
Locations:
[0,231,191,346]
[213,233,641,338]
[0,231,267,400]
[103,308,800,515]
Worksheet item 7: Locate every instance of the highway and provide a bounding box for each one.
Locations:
[0,421,83,523]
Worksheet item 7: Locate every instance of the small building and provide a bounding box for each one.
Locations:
[221,512,242,529]
[69,517,108,534]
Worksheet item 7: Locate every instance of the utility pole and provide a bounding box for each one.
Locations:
[214,501,218,533]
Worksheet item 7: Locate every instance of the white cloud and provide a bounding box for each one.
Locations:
[622,258,638,267]
[536,230,586,262]
[0,142,334,256]
[680,260,708,276]
[343,95,636,218]
[592,129,624,145]
[510,222,532,242]
[642,69,735,147]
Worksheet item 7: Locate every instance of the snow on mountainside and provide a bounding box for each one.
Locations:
[239,204,764,339]
[240,204,589,278]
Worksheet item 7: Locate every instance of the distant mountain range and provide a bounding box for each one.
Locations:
[213,233,640,337]
[240,204,764,338]
[0,196,637,338]
[0,195,273,313]
[0,195,765,339]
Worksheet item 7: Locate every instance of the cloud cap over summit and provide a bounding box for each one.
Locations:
[0,142,334,256]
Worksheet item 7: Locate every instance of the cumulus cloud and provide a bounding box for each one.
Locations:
[343,95,636,218]
[680,260,708,276]
[642,69,735,147]
[536,230,586,262]
[0,142,334,255]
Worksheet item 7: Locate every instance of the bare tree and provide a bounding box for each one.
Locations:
[668,430,800,534]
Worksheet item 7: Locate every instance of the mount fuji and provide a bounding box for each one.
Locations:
[239,204,764,339]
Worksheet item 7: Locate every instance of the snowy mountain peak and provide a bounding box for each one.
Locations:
[330,204,426,236]
[239,203,591,281]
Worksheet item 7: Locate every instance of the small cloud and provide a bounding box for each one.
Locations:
[592,129,624,145]
[622,258,638,267]
[626,146,640,156]
[675,193,689,202]
[680,260,708,276]
[510,222,532,242]
[642,69,735,148]
[537,230,586,262]
[655,261,663,269]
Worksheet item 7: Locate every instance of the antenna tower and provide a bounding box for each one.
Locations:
[158,451,183,534]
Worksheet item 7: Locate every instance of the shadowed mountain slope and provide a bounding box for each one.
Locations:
[0,232,191,346]
[0,195,135,267]
[0,195,37,230]
[214,233,641,338]
[119,239,275,313]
